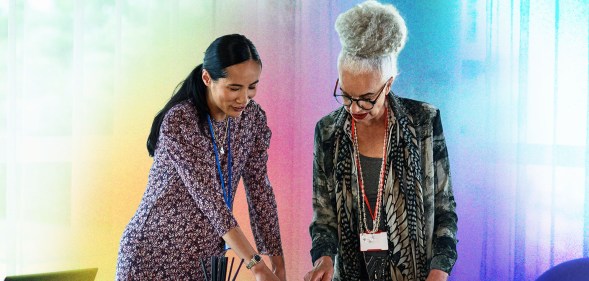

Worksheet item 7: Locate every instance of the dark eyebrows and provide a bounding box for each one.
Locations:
[227,80,259,87]
[338,87,376,99]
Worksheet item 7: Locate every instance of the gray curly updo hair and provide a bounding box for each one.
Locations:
[335,0,407,78]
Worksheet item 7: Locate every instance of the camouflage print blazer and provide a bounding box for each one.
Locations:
[309,93,458,281]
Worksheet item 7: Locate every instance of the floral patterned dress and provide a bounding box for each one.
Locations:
[116,100,283,280]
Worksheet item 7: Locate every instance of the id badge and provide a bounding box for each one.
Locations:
[360,232,388,252]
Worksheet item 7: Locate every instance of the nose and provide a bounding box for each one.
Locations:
[348,102,364,114]
[236,89,249,105]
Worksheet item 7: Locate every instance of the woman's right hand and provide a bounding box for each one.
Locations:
[222,228,280,281]
[304,256,334,281]
[252,261,281,281]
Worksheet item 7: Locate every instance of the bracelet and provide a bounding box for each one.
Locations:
[246,254,262,270]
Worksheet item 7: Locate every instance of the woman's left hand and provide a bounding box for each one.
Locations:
[425,269,448,281]
[269,255,287,281]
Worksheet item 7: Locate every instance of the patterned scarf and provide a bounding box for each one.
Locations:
[333,94,427,281]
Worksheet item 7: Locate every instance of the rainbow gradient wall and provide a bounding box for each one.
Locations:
[1,1,588,280]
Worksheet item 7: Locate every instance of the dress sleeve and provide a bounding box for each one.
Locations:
[429,109,458,273]
[241,105,283,256]
[308,121,338,264]
[159,106,238,237]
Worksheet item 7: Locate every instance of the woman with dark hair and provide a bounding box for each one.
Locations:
[116,34,286,281]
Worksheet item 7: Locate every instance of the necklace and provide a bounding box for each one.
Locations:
[211,118,230,155]
[351,107,389,234]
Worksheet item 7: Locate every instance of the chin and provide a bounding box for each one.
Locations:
[357,117,375,124]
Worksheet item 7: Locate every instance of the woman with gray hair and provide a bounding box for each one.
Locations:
[305,1,457,281]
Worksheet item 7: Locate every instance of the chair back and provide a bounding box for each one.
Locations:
[536,258,589,281]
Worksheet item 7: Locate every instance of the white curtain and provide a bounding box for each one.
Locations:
[455,0,589,280]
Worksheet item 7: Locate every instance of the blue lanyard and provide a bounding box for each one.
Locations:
[207,115,233,211]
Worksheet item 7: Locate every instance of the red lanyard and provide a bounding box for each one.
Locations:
[351,109,389,224]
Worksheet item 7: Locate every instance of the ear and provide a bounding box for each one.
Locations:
[387,76,395,92]
[202,69,212,87]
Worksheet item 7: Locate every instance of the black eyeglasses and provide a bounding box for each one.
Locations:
[333,77,392,110]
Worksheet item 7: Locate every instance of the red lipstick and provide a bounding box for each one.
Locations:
[352,113,368,120]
